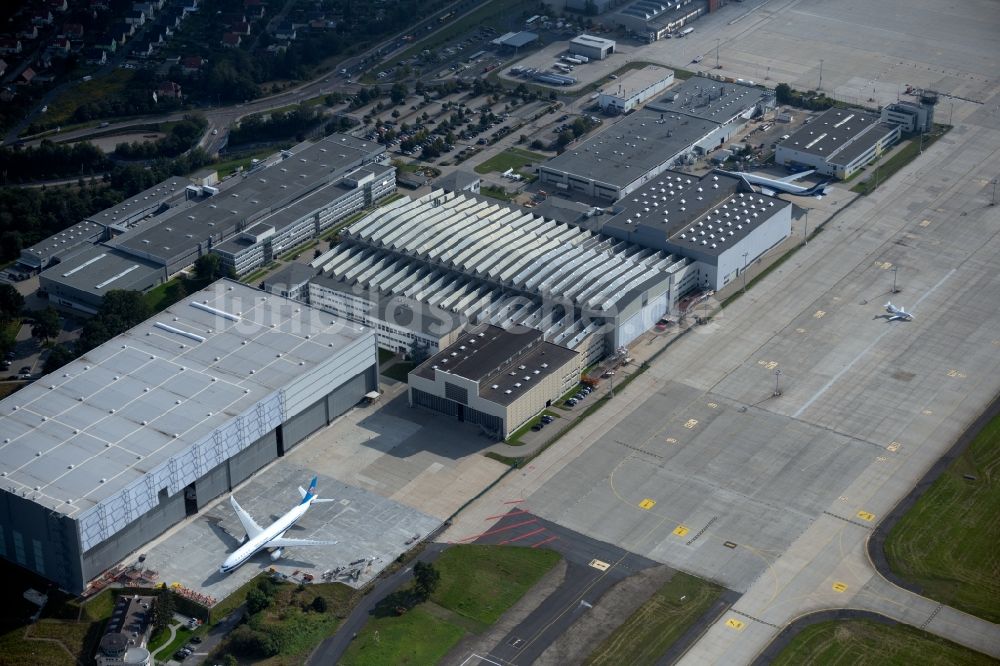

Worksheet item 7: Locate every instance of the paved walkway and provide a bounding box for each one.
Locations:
[149,622,179,663]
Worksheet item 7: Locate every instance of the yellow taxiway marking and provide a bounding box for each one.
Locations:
[665,437,678,444]
[887,441,901,452]
[922,409,933,415]
[639,498,656,510]
[589,559,610,571]
[857,510,876,522]
[832,582,848,593]
[707,402,718,408]
[813,310,826,319]
[673,525,690,536]
[683,419,698,429]
[876,456,887,463]
[758,359,778,370]
[947,369,967,379]
[839,496,849,501]
[796,327,806,333]
[725,618,746,630]
[876,261,893,270]
[919,219,931,227]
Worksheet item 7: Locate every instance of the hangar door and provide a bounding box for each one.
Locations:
[228,431,278,487]
[617,289,669,347]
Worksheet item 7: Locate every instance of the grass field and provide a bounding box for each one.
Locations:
[770,619,997,666]
[506,409,561,445]
[432,545,561,624]
[481,184,514,201]
[212,146,288,178]
[473,147,547,175]
[851,128,947,195]
[884,409,1000,623]
[585,572,723,666]
[339,606,465,666]
[381,361,415,382]
[40,70,136,128]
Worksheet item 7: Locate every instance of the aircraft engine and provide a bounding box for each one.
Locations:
[270,548,284,561]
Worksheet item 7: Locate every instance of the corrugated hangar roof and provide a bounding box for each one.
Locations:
[0,280,368,517]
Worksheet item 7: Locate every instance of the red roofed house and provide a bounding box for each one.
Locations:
[181,55,203,73]
[221,32,241,48]
[158,81,182,98]
[243,0,264,18]
[63,23,84,38]
[18,67,36,85]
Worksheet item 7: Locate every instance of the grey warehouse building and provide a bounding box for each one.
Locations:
[775,108,901,179]
[0,281,377,594]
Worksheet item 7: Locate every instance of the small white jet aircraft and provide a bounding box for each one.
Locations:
[219,476,337,574]
[715,168,833,199]
[884,302,914,321]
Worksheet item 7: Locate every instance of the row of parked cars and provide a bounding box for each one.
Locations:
[564,383,593,408]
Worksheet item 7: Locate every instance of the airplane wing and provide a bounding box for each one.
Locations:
[778,169,815,182]
[759,186,777,196]
[230,495,264,539]
[268,537,339,548]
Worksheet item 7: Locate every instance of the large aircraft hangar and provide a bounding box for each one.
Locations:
[0,280,377,593]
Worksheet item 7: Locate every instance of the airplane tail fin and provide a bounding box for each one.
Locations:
[299,476,319,504]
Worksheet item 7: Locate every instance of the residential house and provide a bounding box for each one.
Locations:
[82,47,106,64]
[18,25,39,41]
[63,23,84,39]
[31,11,54,26]
[0,38,22,55]
[96,34,118,51]
[0,87,16,102]
[243,0,265,18]
[181,55,203,73]
[112,22,134,40]
[47,0,69,12]
[125,10,145,26]
[274,23,296,40]
[234,21,250,36]
[89,0,109,10]
[0,59,6,77]
[157,80,181,98]
[133,40,154,57]
[133,2,158,18]
[182,0,200,14]
[18,67,36,85]
[49,37,71,54]
[265,43,286,54]
[221,32,241,48]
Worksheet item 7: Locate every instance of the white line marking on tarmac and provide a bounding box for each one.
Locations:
[793,268,956,418]
[460,654,504,666]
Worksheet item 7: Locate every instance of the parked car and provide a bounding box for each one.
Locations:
[531,423,543,431]
[541,415,555,424]
[565,398,577,407]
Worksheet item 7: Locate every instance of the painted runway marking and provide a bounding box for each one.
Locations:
[673,525,690,536]
[500,527,545,544]
[793,268,956,418]
[725,618,746,630]
[813,309,826,318]
[665,437,678,444]
[946,369,967,378]
[639,498,657,510]
[887,441,901,452]
[503,499,525,504]
[683,419,698,429]
[455,519,538,543]
[486,508,528,520]
[707,402,718,408]
[589,559,610,571]
[857,510,875,522]
[832,581,848,593]
[919,219,931,227]
[531,535,558,548]
[460,654,503,666]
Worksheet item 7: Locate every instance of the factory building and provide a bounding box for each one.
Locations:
[611,0,705,42]
[34,136,392,314]
[539,111,718,201]
[590,170,793,291]
[598,65,674,114]
[308,190,697,358]
[261,263,316,302]
[541,78,771,201]
[408,325,580,439]
[568,34,616,60]
[645,75,775,143]
[40,246,168,316]
[775,108,901,179]
[0,281,377,594]
[491,31,538,52]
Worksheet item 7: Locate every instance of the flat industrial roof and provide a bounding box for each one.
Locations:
[413,325,578,406]
[540,110,718,188]
[112,135,384,263]
[778,108,881,159]
[263,263,316,291]
[604,65,673,95]
[493,31,538,48]
[84,176,190,229]
[0,280,369,517]
[21,219,105,266]
[646,76,772,124]
[602,170,790,256]
[826,122,900,165]
[571,34,615,48]
[39,244,164,297]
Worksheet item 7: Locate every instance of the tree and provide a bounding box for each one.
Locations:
[194,253,223,281]
[31,307,61,342]
[246,586,272,615]
[43,344,75,374]
[310,596,328,613]
[222,655,238,666]
[0,231,22,261]
[413,561,440,601]
[0,284,24,322]
[390,82,408,106]
[102,290,151,328]
[775,83,792,104]
[554,129,575,150]
[153,591,175,634]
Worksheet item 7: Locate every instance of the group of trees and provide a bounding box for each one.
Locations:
[227,576,331,660]
[228,105,325,147]
[775,83,838,111]
[77,290,152,354]
[0,141,110,184]
[552,116,600,151]
[113,115,208,160]
[68,71,186,126]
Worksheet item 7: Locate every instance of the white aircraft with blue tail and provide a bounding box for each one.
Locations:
[220,476,337,573]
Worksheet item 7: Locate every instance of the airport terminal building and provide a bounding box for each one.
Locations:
[0,281,377,593]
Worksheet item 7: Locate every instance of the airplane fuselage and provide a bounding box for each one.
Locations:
[220,500,312,573]
[715,169,831,197]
